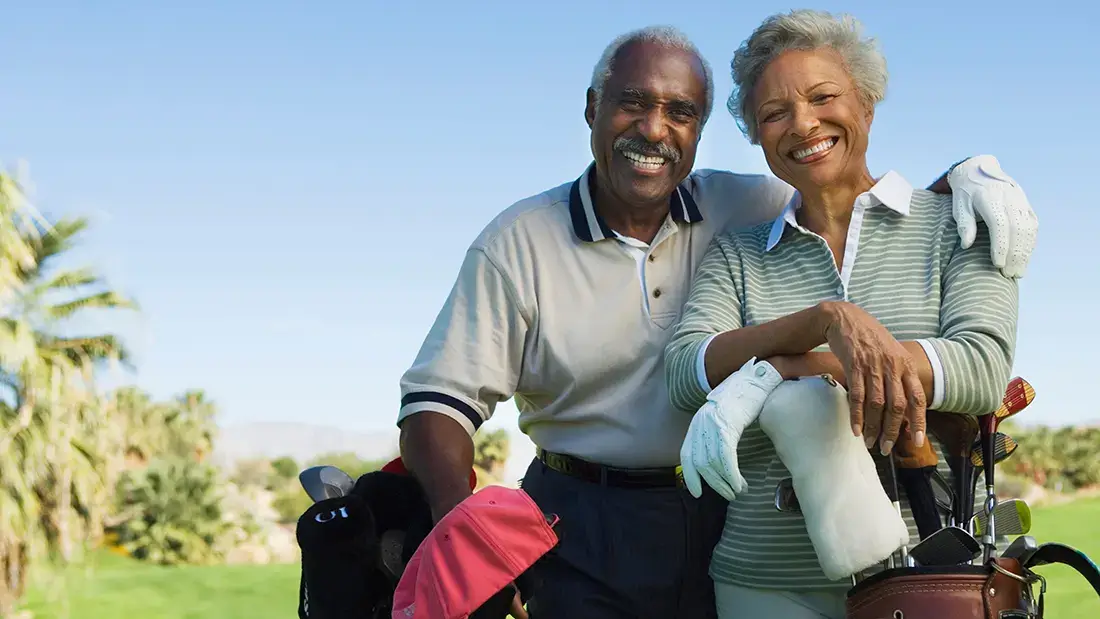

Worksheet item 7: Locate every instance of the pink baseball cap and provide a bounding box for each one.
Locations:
[391,485,559,619]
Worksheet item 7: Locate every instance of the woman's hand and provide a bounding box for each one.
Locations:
[820,302,927,454]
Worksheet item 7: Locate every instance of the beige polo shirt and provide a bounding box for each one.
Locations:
[398,162,793,468]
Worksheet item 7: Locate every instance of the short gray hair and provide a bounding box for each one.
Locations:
[727,10,888,143]
[590,26,715,127]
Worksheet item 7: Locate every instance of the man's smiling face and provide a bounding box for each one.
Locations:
[586,41,708,209]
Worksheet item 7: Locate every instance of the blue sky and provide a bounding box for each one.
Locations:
[3,2,1098,478]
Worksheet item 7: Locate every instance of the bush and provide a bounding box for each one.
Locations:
[109,458,230,566]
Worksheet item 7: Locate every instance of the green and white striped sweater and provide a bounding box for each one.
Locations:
[665,179,1019,591]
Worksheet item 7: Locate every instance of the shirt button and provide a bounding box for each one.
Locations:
[836,284,845,295]
[653,288,662,298]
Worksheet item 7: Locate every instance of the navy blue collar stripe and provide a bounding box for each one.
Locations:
[568,164,704,242]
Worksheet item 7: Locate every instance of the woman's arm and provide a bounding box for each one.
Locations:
[665,237,745,413]
[921,222,1019,413]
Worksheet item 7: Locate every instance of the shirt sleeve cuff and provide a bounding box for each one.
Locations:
[695,333,719,394]
[916,339,946,409]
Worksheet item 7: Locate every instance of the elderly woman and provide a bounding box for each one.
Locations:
[663,10,1020,619]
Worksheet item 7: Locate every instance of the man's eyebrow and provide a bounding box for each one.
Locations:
[666,98,700,115]
[618,88,647,99]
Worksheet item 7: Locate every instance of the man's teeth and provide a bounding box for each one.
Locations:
[793,138,837,161]
[622,150,667,169]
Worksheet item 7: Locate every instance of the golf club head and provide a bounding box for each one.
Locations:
[969,432,1019,467]
[909,526,981,567]
[299,465,356,502]
[774,478,800,513]
[1001,535,1039,564]
[995,377,1035,420]
[971,499,1032,537]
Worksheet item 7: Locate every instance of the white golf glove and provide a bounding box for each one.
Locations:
[759,376,910,581]
[679,357,783,501]
[948,155,1038,279]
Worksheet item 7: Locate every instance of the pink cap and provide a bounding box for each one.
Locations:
[391,486,559,619]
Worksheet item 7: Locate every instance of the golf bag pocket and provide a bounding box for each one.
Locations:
[845,558,1033,619]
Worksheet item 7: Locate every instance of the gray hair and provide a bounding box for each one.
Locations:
[590,26,715,127]
[727,10,888,143]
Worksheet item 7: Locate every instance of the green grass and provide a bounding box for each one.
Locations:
[19,551,301,619]
[17,497,1100,618]
[1022,495,1100,618]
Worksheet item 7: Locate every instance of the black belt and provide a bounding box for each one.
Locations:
[537,449,683,489]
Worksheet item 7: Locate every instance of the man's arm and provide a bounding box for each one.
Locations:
[398,247,529,520]
[925,161,962,195]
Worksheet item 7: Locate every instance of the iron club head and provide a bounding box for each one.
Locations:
[298,465,355,502]
[774,478,800,513]
[971,498,1032,537]
[908,526,982,567]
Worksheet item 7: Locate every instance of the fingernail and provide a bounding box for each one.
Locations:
[880,440,894,455]
[852,424,862,437]
[865,435,876,449]
[915,431,925,447]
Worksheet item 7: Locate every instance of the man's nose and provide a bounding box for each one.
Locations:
[636,108,670,144]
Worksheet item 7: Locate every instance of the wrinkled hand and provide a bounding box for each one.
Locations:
[680,358,783,501]
[823,302,926,455]
[948,155,1038,279]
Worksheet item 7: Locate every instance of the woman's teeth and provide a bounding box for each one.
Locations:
[623,150,667,170]
[792,138,838,161]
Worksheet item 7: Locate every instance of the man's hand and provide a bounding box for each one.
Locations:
[948,155,1038,279]
[821,302,927,455]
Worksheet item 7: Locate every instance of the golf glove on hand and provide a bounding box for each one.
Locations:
[759,376,910,581]
[680,357,783,501]
[948,155,1038,279]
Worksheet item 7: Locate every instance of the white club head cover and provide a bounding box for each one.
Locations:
[680,358,783,501]
[758,376,910,581]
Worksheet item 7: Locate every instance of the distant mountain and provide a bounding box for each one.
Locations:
[213,421,399,467]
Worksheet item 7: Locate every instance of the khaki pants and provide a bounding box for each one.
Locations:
[715,582,846,619]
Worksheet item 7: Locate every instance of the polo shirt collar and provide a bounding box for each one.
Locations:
[568,162,703,243]
[765,170,914,251]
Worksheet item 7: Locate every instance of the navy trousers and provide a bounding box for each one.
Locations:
[519,457,728,619]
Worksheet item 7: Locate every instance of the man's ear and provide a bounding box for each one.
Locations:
[585,88,598,129]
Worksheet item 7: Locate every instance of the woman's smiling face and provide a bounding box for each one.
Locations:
[752,47,875,192]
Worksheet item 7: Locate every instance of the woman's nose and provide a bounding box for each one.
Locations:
[790,103,821,137]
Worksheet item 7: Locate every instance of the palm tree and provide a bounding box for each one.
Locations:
[0,166,47,616]
[8,215,137,564]
[0,165,139,613]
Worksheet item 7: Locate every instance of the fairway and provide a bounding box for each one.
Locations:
[19,497,1100,618]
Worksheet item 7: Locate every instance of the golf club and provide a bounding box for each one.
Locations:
[995,377,1036,421]
[774,477,799,513]
[970,498,1032,538]
[1001,535,1039,564]
[976,378,1035,562]
[298,465,355,502]
[886,452,910,567]
[968,432,1018,468]
[977,412,999,562]
[908,525,981,567]
[926,411,980,530]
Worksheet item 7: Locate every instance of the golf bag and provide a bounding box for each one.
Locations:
[846,544,1100,618]
[296,460,554,619]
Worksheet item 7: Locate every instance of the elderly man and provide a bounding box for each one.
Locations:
[396,25,1037,619]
